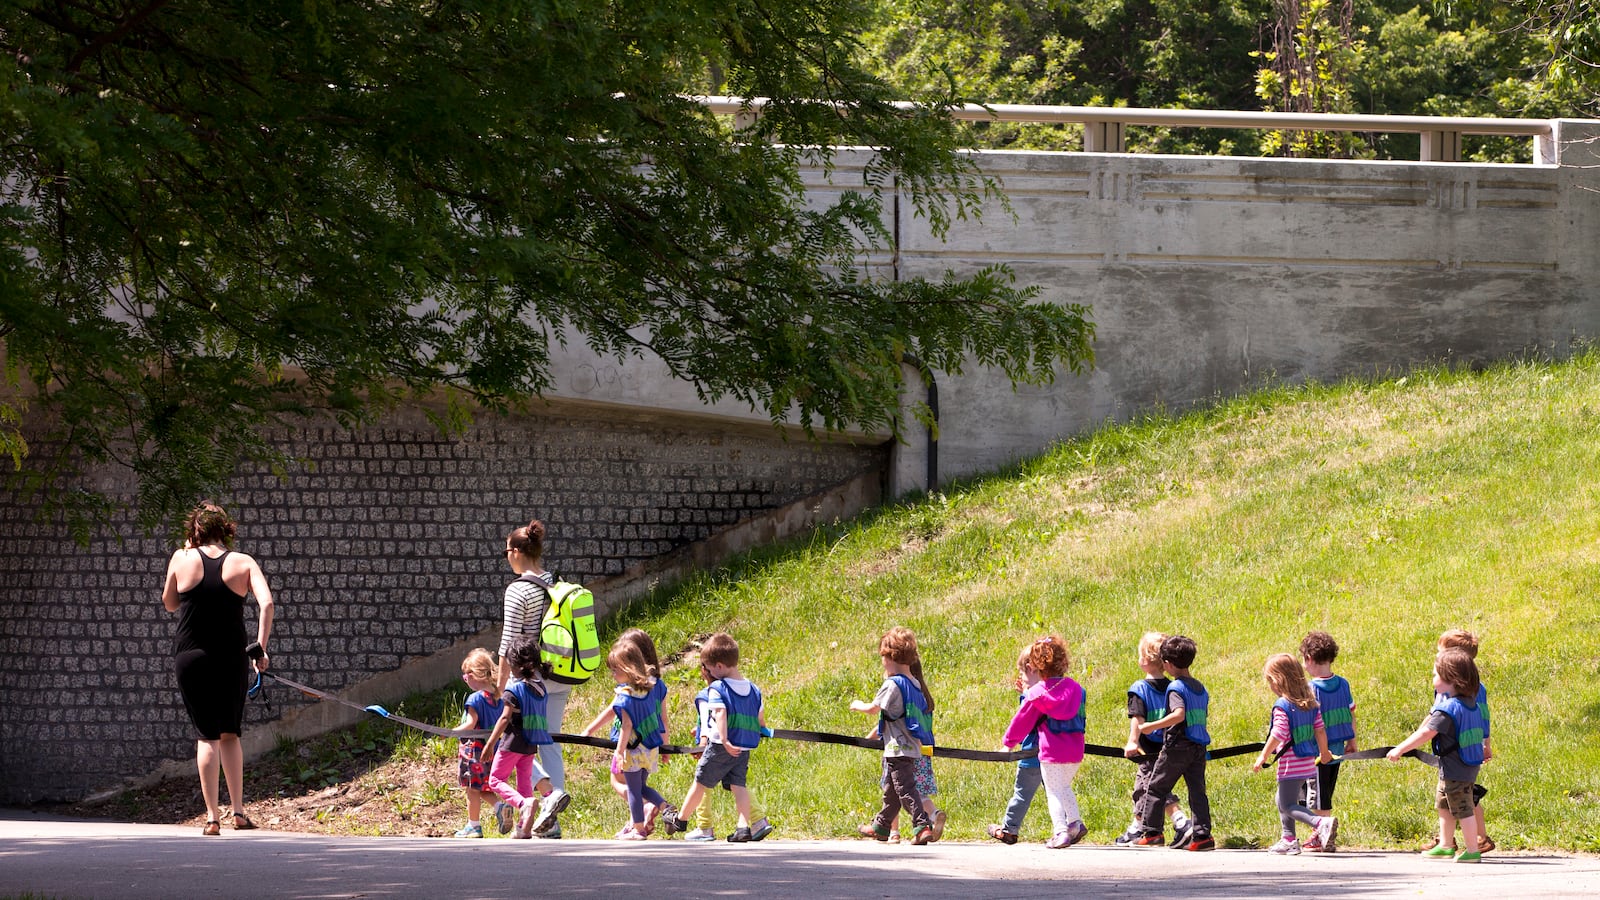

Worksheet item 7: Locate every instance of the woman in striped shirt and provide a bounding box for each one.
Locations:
[497,518,570,837]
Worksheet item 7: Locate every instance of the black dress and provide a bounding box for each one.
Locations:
[173,550,250,740]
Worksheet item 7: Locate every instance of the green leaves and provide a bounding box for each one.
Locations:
[1,0,1094,536]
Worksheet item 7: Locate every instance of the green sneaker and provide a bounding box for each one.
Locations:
[1423,845,1458,859]
[1454,850,1482,864]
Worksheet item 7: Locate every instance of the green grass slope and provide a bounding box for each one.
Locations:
[465,356,1600,850]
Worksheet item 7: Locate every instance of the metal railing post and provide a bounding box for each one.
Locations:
[1421,130,1463,162]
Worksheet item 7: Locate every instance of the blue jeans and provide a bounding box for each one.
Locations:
[1002,764,1043,833]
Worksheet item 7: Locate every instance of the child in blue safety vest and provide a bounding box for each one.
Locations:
[480,635,571,839]
[1002,635,1088,849]
[1427,629,1494,854]
[660,632,775,843]
[987,646,1044,844]
[1388,647,1487,863]
[1134,634,1214,850]
[450,648,504,838]
[578,629,676,838]
[1115,632,1192,847]
[851,626,938,845]
[601,637,671,841]
[1299,630,1356,851]
[1251,654,1336,855]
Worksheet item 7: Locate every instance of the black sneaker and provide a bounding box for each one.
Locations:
[1184,831,1216,852]
[727,826,754,843]
[660,811,688,835]
[1168,820,1194,848]
[1113,825,1144,847]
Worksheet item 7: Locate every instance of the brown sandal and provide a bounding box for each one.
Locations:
[232,811,257,831]
[202,821,221,836]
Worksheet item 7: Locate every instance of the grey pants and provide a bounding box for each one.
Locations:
[1277,778,1318,836]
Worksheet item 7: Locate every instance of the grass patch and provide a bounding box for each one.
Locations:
[541,354,1600,851]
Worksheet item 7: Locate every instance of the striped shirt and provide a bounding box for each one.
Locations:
[1271,705,1325,781]
[498,571,554,658]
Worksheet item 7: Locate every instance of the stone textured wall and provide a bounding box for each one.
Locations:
[0,404,885,803]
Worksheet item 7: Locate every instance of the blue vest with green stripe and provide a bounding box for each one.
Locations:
[508,680,552,746]
[1129,679,1168,744]
[884,674,935,747]
[1435,684,1491,738]
[1043,681,1086,735]
[1311,675,1355,744]
[1168,678,1211,745]
[1431,696,1487,765]
[614,679,668,749]
[1272,698,1319,758]
[712,679,764,750]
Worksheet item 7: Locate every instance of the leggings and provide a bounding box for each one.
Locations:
[1041,761,1083,831]
[623,768,665,825]
[1277,778,1318,836]
[487,747,550,808]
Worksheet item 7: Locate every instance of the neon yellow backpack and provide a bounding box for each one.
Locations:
[537,577,602,685]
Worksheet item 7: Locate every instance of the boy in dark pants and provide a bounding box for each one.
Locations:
[1134,635,1214,851]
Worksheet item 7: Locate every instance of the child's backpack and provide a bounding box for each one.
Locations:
[526,573,601,685]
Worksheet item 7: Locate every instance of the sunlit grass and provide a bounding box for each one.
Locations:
[328,354,1600,850]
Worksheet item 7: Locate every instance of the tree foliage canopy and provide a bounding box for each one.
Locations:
[856,0,1594,158]
[1,0,1095,534]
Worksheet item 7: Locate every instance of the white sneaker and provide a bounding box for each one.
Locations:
[1314,815,1338,852]
[532,788,570,834]
[685,828,717,842]
[1268,837,1301,855]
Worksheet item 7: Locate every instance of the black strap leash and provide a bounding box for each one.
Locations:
[256,673,1422,767]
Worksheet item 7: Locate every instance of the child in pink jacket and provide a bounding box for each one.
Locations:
[1002,635,1087,848]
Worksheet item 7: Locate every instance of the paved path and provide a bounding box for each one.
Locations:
[2,812,1596,899]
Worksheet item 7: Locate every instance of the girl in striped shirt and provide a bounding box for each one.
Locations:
[1252,654,1336,855]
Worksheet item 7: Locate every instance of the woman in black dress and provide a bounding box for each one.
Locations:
[161,503,276,834]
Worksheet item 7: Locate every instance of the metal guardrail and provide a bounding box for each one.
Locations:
[696,95,1557,164]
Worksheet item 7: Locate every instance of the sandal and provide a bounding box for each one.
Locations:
[202,821,221,836]
[232,811,257,831]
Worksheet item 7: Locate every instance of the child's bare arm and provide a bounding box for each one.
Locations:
[579,705,613,738]
[715,707,743,756]
[450,707,480,735]
[850,700,882,715]
[1315,723,1333,764]
[1140,709,1184,733]
[1386,723,1437,760]
[480,705,514,766]
[1345,708,1359,754]
[1125,717,1145,757]
[614,710,635,765]
[1253,734,1284,772]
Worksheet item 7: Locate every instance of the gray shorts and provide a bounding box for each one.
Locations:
[693,741,751,790]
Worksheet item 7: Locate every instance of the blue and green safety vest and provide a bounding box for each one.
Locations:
[1167,678,1211,745]
[883,674,935,748]
[1311,675,1355,744]
[1431,696,1487,766]
[1129,679,1168,744]
[614,679,668,749]
[507,679,552,746]
[712,679,764,751]
[1272,697,1319,758]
